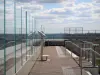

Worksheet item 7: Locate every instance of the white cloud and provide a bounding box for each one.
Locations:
[0,1,44,20]
[75,3,93,11]
[16,0,66,3]
[61,0,76,7]
[92,2,100,19]
[35,1,100,33]
[37,0,65,3]
[41,2,93,19]
[21,3,44,12]
[93,0,100,3]
[34,14,56,19]
[16,2,44,12]
[42,7,77,17]
[94,8,100,13]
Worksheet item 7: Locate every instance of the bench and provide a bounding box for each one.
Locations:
[42,55,49,61]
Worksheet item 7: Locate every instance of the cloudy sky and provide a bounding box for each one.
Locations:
[0,0,100,33]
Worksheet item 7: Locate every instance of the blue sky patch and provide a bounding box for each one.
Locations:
[76,0,92,4]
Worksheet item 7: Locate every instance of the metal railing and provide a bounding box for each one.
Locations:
[65,40,100,75]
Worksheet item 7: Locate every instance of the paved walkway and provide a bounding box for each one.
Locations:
[29,46,89,75]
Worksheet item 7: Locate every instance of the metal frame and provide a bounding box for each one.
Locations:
[26,11,28,61]
[1,1,43,74]
[21,7,23,66]
[65,40,100,75]
[4,0,6,75]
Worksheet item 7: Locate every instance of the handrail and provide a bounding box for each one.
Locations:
[65,41,80,48]
[81,41,100,57]
[82,41,99,46]
[65,40,100,57]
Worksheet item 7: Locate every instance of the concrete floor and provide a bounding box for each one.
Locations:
[29,46,89,75]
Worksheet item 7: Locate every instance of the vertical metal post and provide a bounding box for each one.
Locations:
[28,14,30,56]
[34,18,36,52]
[4,0,6,75]
[14,0,16,73]
[33,18,35,52]
[84,43,86,59]
[32,17,34,54]
[26,11,28,61]
[92,46,96,67]
[41,38,44,61]
[64,41,66,55]
[80,48,82,75]
[80,41,83,75]
[88,50,90,62]
[82,28,84,57]
[21,7,23,66]
[29,14,30,34]
[88,44,91,62]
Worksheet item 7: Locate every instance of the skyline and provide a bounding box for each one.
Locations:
[0,0,100,33]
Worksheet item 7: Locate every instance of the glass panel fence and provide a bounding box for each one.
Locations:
[0,0,4,75]
[0,1,43,75]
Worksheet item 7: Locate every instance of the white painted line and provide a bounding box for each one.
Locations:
[86,71,92,75]
[62,66,76,75]
[66,49,78,58]
[56,46,66,58]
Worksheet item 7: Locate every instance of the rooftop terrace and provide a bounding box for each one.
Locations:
[29,46,89,75]
[1,0,100,75]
